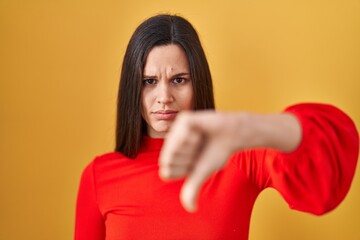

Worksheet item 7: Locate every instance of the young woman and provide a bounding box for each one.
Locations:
[75,14,359,239]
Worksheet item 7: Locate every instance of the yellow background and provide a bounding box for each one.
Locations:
[1,0,359,239]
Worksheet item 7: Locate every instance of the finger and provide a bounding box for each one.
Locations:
[162,132,201,163]
[160,121,203,178]
[159,150,197,180]
[160,111,216,168]
[180,157,213,212]
[179,139,231,212]
[159,164,194,181]
[159,119,191,166]
[179,140,225,212]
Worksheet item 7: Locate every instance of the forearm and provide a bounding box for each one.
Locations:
[231,112,302,153]
[160,104,358,212]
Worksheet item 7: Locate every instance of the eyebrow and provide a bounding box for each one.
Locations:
[143,72,190,79]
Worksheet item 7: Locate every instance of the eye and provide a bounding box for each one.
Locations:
[143,79,157,85]
[172,78,186,84]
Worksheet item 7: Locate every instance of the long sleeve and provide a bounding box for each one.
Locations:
[266,103,359,215]
[75,161,105,240]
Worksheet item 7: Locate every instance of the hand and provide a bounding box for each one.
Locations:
[159,111,243,212]
[159,110,302,212]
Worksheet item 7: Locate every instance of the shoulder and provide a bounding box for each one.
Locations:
[80,152,128,176]
[78,152,135,190]
[91,151,130,168]
[94,152,126,162]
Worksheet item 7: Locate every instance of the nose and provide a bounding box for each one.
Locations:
[156,82,174,105]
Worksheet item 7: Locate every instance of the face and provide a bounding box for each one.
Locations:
[141,44,194,138]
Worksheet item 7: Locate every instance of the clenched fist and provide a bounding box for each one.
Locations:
[159,110,301,212]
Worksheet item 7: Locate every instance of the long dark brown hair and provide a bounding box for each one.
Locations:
[115,14,215,158]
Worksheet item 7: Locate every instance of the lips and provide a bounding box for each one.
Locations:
[152,110,178,120]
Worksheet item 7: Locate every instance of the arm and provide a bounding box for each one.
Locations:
[159,103,359,213]
[74,162,105,240]
[266,103,359,214]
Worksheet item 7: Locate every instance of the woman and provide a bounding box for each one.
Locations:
[75,14,359,239]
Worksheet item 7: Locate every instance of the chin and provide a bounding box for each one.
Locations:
[150,123,172,137]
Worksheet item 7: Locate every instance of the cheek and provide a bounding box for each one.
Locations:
[182,87,194,110]
[141,89,153,119]
[140,92,148,119]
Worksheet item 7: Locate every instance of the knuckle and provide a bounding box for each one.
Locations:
[159,168,172,179]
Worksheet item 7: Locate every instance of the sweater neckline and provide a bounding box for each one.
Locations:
[140,136,164,152]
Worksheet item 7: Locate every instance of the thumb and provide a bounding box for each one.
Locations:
[180,157,214,212]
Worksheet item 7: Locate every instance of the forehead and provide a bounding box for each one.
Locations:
[143,44,189,75]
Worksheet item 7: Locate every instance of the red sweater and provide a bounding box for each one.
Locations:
[75,103,359,240]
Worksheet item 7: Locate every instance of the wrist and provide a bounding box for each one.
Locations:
[232,112,302,153]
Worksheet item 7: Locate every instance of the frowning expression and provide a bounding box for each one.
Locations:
[141,44,194,138]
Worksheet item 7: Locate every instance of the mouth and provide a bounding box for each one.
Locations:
[152,110,178,120]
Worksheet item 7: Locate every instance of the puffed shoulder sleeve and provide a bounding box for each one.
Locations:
[75,161,105,240]
[267,103,359,215]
